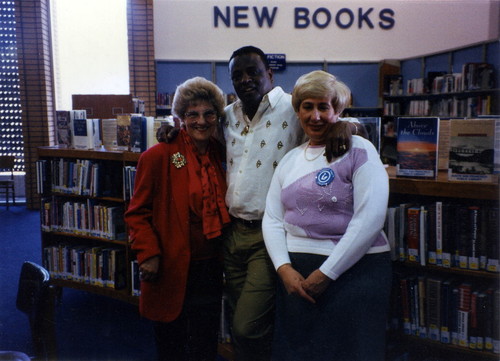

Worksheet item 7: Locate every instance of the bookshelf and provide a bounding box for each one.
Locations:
[383,89,499,117]
[37,146,140,305]
[36,145,236,360]
[386,167,499,361]
[382,40,499,118]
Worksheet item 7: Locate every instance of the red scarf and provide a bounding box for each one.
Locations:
[182,131,230,239]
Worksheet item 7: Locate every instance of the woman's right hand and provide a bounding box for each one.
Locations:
[277,264,316,304]
[139,256,160,282]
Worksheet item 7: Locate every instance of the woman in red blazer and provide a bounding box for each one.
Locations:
[125,77,230,361]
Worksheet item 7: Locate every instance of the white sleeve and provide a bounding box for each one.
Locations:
[319,141,389,280]
[262,163,292,270]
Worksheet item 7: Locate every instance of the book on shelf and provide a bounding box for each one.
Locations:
[426,277,442,341]
[357,117,381,153]
[440,279,453,344]
[130,114,147,153]
[90,118,102,149]
[392,274,499,353]
[55,111,72,147]
[486,207,499,272]
[462,62,495,91]
[380,116,398,165]
[386,206,398,261]
[383,74,403,96]
[396,117,439,179]
[101,118,118,150]
[123,165,137,201]
[386,201,499,273]
[437,118,451,170]
[116,114,131,151]
[43,244,126,289]
[448,118,499,182]
[70,109,89,149]
[406,207,421,263]
[131,259,141,296]
[40,196,126,240]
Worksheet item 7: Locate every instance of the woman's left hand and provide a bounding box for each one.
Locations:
[302,269,331,299]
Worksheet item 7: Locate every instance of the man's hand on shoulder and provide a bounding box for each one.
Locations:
[156,124,180,143]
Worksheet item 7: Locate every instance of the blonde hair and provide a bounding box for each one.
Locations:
[172,77,226,120]
[292,70,351,114]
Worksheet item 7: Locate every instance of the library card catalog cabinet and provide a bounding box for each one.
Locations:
[386,167,499,361]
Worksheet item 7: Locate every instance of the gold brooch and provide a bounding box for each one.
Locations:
[171,152,187,168]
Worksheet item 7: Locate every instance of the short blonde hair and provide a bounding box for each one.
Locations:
[172,77,226,120]
[292,70,351,114]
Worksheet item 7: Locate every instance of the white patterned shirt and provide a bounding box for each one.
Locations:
[223,86,304,221]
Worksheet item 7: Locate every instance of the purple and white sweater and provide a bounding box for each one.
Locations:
[262,135,390,280]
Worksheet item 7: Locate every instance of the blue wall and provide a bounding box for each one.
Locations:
[400,40,499,88]
[157,60,380,108]
[156,40,499,109]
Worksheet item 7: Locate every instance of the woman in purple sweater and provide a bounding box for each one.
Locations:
[262,70,391,361]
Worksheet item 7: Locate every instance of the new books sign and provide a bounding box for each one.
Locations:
[154,0,499,62]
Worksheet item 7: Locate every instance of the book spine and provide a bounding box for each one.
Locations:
[468,206,480,270]
[406,207,420,262]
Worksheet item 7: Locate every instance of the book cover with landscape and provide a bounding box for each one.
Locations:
[396,117,439,179]
[448,118,498,182]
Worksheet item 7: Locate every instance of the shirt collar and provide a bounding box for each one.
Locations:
[264,86,283,109]
[233,86,283,111]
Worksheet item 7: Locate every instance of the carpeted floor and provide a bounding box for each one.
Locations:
[0,205,156,361]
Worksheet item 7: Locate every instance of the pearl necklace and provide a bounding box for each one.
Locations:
[303,142,326,161]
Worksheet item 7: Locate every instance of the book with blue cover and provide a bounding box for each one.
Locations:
[396,117,440,179]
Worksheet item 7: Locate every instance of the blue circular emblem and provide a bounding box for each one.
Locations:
[316,168,335,186]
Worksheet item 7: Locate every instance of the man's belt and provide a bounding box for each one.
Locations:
[231,216,262,228]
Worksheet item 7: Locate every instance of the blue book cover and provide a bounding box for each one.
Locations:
[396,117,439,179]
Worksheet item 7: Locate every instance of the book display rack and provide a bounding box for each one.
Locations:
[386,167,499,361]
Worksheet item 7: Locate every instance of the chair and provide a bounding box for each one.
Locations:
[0,155,16,209]
[0,262,57,361]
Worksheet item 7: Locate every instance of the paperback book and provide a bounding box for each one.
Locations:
[448,118,498,182]
[116,114,131,151]
[55,110,72,147]
[396,117,439,179]
[70,110,90,149]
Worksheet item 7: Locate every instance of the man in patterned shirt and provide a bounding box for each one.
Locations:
[156,46,360,360]
[222,46,303,361]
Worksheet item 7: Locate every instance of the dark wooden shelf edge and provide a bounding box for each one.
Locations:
[38,146,141,162]
[50,278,138,305]
[387,167,499,200]
[390,332,500,360]
[394,261,500,279]
[42,230,128,245]
[384,88,500,101]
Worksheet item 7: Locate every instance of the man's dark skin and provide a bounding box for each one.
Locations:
[228,52,273,120]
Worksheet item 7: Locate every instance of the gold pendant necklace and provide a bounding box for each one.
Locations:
[304,142,325,161]
[240,115,251,136]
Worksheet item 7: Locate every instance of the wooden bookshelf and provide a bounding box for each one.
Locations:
[37,146,140,304]
[37,145,235,360]
[386,166,499,360]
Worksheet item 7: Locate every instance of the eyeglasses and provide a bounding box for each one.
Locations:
[184,110,218,122]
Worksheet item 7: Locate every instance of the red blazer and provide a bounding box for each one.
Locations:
[125,134,225,322]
